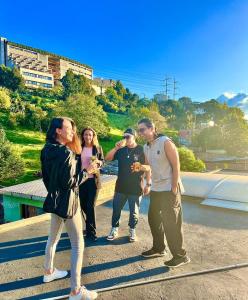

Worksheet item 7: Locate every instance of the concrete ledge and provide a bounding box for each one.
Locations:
[0,213,51,234]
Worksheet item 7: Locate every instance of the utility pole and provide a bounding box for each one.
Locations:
[162,76,172,100]
[173,78,179,100]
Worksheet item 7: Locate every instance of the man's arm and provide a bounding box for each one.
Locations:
[143,160,152,195]
[105,146,118,161]
[105,140,125,161]
[164,140,180,194]
[131,154,151,172]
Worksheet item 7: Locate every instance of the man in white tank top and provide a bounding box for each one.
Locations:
[132,118,190,268]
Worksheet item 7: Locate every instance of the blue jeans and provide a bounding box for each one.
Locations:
[111,192,142,229]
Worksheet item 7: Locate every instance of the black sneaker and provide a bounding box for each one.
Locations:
[164,256,190,268]
[142,248,166,258]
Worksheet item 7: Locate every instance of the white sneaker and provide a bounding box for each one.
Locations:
[106,227,119,241]
[129,228,137,242]
[69,286,98,300]
[43,268,68,283]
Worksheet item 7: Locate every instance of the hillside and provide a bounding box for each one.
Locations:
[0,113,127,186]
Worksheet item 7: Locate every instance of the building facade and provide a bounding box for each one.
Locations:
[0,37,93,89]
[92,77,114,95]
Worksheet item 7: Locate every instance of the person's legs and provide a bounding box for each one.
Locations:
[44,213,64,272]
[84,179,97,237]
[148,191,165,252]
[79,181,87,217]
[127,194,141,229]
[111,192,128,228]
[64,206,84,293]
[160,191,187,259]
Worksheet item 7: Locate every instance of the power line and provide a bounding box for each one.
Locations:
[94,66,165,79]
[94,71,162,84]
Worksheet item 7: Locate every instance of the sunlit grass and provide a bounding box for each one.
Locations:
[0,128,45,187]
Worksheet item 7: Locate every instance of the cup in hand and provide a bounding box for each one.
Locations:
[132,162,141,172]
[116,139,126,149]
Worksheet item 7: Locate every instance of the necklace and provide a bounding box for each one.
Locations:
[126,147,136,159]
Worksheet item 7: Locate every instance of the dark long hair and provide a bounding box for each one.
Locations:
[138,118,158,136]
[46,117,82,154]
[81,127,99,148]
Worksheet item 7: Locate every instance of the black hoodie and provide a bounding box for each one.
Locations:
[40,142,88,218]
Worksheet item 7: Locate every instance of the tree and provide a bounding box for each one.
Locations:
[178,97,194,112]
[0,65,24,91]
[54,94,110,137]
[61,70,95,98]
[130,102,167,133]
[0,87,11,110]
[192,126,224,152]
[96,86,126,113]
[114,80,126,96]
[0,127,24,181]
[23,104,48,131]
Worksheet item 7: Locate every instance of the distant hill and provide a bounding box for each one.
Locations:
[217,92,248,118]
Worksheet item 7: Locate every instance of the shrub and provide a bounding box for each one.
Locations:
[0,127,24,181]
[0,87,11,110]
[178,147,205,172]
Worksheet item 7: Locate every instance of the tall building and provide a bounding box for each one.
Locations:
[0,37,93,89]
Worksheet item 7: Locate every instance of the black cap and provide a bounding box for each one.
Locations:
[124,128,137,137]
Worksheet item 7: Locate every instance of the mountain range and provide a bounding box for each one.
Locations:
[217,92,248,118]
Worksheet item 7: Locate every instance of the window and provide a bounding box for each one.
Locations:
[23,71,52,80]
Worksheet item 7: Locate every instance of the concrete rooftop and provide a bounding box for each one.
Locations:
[0,196,248,300]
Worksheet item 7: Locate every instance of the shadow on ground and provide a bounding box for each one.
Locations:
[20,266,169,300]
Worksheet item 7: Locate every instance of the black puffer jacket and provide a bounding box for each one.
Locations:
[41,142,88,218]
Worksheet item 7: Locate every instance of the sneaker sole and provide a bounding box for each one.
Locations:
[106,236,118,241]
[43,272,68,283]
[164,258,191,268]
[142,253,165,258]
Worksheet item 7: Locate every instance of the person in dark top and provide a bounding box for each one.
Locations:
[41,117,98,300]
[78,127,104,242]
[105,128,151,242]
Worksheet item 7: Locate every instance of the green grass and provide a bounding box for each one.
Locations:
[100,128,122,153]
[107,112,132,130]
[0,127,45,187]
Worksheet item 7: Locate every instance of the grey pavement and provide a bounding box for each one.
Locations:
[0,196,248,300]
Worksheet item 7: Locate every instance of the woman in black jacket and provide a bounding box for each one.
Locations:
[79,127,104,241]
[41,117,98,300]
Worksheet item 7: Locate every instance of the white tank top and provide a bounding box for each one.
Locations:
[144,135,184,193]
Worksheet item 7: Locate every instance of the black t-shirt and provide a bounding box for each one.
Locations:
[114,145,145,195]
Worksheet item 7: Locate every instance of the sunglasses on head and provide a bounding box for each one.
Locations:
[123,135,132,139]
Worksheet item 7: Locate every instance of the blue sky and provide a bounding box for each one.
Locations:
[0,0,248,101]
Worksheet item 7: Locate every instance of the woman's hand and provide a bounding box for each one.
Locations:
[86,162,99,174]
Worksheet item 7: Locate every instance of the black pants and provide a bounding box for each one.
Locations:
[79,178,97,236]
[149,190,187,258]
